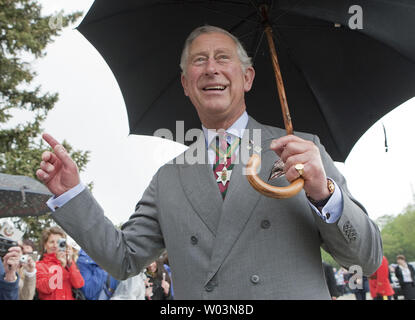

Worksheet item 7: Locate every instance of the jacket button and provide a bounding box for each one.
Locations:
[190,236,198,245]
[205,281,215,292]
[261,220,271,229]
[250,274,260,284]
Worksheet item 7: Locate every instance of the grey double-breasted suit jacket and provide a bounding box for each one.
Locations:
[51,116,382,299]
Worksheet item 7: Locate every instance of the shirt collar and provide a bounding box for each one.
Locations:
[202,111,248,148]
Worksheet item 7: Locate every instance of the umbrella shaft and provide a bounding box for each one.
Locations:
[261,7,293,135]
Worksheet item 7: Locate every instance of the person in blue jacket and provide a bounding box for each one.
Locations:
[0,247,21,300]
[76,249,118,300]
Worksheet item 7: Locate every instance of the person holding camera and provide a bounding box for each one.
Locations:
[36,226,84,300]
[145,259,171,300]
[17,239,37,300]
[0,246,21,300]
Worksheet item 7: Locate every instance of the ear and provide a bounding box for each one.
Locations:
[243,66,255,92]
[181,73,189,97]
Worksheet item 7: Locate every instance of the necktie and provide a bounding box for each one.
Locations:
[212,132,240,199]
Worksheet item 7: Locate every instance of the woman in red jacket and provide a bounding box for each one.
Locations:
[369,255,395,300]
[36,226,84,300]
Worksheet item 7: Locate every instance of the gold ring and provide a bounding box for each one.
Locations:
[294,163,304,177]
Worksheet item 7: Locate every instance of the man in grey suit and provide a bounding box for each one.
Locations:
[36,26,382,299]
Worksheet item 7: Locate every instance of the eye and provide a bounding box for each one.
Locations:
[216,54,230,61]
[193,56,207,64]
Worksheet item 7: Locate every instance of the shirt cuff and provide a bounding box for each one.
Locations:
[308,178,343,224]
[46,182,86,212]
[24,268,37,278]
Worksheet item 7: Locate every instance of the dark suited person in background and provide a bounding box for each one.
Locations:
[323,262,340,300]
[395,255,415,300]
[36,25,382,299]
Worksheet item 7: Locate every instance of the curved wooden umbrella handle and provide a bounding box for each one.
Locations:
[246,154,304,199]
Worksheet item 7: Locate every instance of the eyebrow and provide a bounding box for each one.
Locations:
[190,48,233,58]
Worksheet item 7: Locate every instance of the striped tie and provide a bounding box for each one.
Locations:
[212,132,240,199]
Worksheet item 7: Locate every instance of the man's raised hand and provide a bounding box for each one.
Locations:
[36,133,80,197]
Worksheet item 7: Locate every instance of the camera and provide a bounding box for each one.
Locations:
[0,235,18,258]
[20,254,29,264]
[58,238,66,251]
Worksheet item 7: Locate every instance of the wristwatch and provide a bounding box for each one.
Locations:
[307,178,335,210]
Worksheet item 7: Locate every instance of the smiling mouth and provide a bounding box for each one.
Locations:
[202,85,227,91]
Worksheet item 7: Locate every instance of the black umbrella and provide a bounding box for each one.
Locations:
[0,173,52,218]
[77,0,415,164]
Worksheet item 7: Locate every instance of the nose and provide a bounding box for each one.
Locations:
[204,58,218,76]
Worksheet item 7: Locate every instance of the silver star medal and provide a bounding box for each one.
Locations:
[216,167,232,186]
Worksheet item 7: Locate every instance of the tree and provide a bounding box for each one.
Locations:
[321,248,340,269]
[381,204,415,263]
[0,0,89,247]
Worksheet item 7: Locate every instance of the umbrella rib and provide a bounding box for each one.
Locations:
[270,28,343,158]
[246,0,265,20]
[271,0,307,24]
[248,28,266,64]
[227,12,260,34]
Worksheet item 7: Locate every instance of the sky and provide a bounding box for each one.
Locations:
[10,0,415,225]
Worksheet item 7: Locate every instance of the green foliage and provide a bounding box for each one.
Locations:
[0,0,87,246]
[381,204,415,263]
[321,248,340,269]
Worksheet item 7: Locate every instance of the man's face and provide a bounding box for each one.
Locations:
[181,32,255,124]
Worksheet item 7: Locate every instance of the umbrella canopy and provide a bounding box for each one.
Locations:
[78,0,415,162]
[0,173,52,218]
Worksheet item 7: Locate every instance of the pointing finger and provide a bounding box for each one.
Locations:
[42,133,60,149]
[43,133,74,167]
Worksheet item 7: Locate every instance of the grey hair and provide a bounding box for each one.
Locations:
[180,25,253,75]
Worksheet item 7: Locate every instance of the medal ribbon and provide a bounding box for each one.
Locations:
[212,133,241,199]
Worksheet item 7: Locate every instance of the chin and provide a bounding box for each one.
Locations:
[201,102,232,116]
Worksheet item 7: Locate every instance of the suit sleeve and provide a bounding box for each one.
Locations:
[394,266,403,286]
[50,171,165,281]
[312,135,383,276]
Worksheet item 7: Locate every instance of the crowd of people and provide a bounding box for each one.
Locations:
[0,227,415,300]
[1,225,413,300]
[323,255,415,300]
[0,226,173,300]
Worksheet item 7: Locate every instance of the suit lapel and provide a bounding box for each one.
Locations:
[178,133,223,236]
